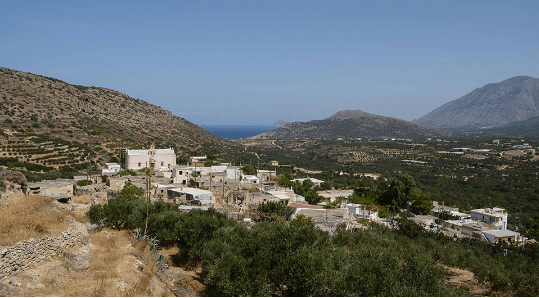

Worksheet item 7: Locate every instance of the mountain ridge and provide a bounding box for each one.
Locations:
[252,109,453,140]
[413,76,539,130]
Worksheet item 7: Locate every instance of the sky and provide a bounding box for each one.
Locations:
[1,1,538,125]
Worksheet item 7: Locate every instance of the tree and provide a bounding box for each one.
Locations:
[242,164,257,175]
[303,179,314,188]
[290,214,315,228]
[379,174,417,211]
[409,188,433,215]
[258,201,294,222]
[116,182,144,201]
[304,188,323,204]
[277,175,294,188]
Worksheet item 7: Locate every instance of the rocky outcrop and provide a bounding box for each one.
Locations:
[0,169,27,207]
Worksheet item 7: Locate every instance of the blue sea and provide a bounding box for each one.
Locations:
[200,125,275,139]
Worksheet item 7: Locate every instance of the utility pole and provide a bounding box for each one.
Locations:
[144,168,152,235]
[222,174,226,203]
[86,153,91,184]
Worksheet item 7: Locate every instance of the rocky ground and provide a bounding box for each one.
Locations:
[0,192,204,297]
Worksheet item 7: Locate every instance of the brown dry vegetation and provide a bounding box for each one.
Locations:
[19,228,176,297]
[0,195,69,246]
[71,194,91,204]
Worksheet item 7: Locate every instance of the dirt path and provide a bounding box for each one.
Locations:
[444,265,491,296]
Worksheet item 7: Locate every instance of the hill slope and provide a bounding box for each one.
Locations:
[414,76,539,130]
[252,109,453,140]
[0,67,230,169]
[483,114,539,137]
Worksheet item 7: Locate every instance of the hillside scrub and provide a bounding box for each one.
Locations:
[86,182,539,296]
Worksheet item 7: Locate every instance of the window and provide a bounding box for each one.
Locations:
[161,161,164,166]
[138,162,141,167]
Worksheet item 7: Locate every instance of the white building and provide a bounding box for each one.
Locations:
[101,163,121,176]
[171,166,190,185]
[167,187,215,205]
[125,145,176,170]
[292,177,324,187]
[317,190,354,203]
[242,175,260,184]
[471,207,508,230]
[481,229,522,244]
[347,203,378,221]
[226,167,242,181]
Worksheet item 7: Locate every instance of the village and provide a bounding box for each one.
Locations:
[25,144,534,246]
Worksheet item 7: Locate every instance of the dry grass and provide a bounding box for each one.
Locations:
[58,208,89,223]
[125,239,161,296]
[0,195,69,246]
[12,227,177,297]
[90,229,125,276]
[71,194,91,204]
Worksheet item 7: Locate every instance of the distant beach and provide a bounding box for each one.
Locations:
[200,125,275,139]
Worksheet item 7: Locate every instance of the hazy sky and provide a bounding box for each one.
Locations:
[2,1,538,125]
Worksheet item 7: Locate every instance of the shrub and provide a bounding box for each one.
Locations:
[117,169,137,176]
[257,201,293,222]
[76,179,92,186]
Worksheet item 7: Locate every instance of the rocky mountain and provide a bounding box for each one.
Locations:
[273,120,288,127]
[413,76,539,130]
[0,67,231,167]
[252,109,453,140]
[483,115,539,137]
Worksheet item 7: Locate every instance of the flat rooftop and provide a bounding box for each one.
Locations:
[169,187,212,195]
[482,230,519,237]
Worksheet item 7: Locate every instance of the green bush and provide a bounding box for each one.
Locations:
[257,201,293,222]
[117,169,137,176]
[76,179,92,186]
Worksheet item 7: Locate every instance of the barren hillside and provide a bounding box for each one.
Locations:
[0,67,234,168]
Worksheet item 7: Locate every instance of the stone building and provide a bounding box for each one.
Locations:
[125,145,176,170]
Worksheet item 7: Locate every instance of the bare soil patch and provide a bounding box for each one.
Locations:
[444,265,491,296]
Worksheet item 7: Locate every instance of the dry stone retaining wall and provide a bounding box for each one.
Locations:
[0,220,88,278]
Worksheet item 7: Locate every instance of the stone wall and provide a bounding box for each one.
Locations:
[0,220,88,278]
[75,184,116,205]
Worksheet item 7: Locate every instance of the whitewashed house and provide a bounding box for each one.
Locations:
[471,207,508,230]
[481,230,523,244]
[101,163,121,176]
[347,203,378,221]
[242,175,260,184]
[171,166,190,185]
[125,145,176,170]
